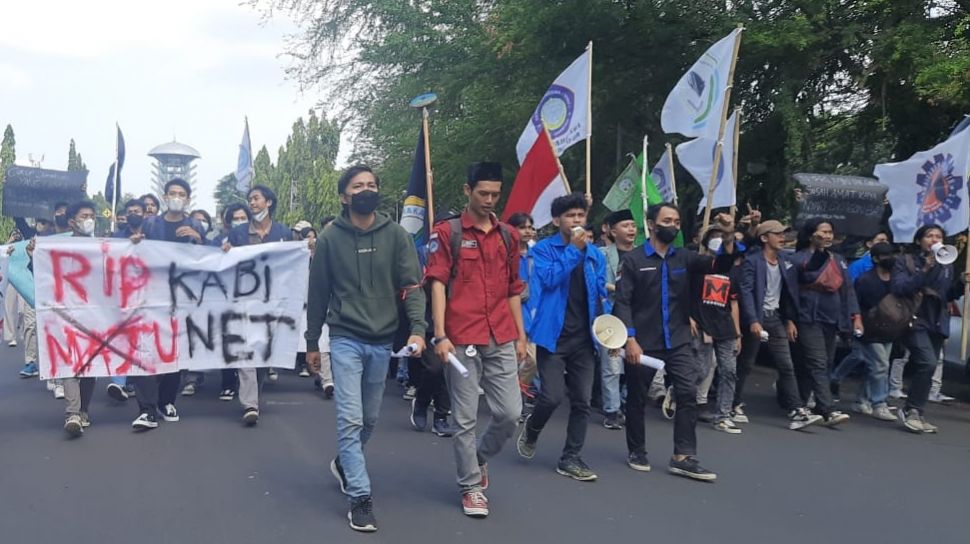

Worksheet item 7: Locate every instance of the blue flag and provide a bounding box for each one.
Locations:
[400,126,429,264]
[235,117,253,193]
[105,124,125,205]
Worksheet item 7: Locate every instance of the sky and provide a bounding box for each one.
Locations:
[0,0,332,214]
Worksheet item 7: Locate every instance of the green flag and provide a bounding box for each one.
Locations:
[604,153,680,246]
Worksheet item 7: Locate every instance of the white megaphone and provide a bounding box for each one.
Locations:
[932,242,958,265]
[592,314,629,350]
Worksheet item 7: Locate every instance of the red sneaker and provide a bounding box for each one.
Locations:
[462,491,489,517]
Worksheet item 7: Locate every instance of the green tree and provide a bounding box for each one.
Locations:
[214,172,245,219]
[266,0,970,228]
[0,124,16,236]
[67,139,87,172]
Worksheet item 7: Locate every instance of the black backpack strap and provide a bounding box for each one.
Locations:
[448,217,463,280]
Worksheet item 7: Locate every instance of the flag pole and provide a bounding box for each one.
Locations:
[111,123,119,232]
[730,106,741,217]
[961,240,970,360]
[665,143,678,205]
[585,40,593,199]
[422,107,435,227]
[640,135,650,237]
[543,124,571,193]
[702,25,743,231]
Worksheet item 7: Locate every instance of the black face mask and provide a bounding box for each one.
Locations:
[877,256,896,270]
[126,215,144,229]
[54,214,68,228]
[350,190,380,215]
[654,225,680,245]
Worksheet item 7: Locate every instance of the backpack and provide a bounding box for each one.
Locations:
[861,257,922,342]
[444,217,515,284]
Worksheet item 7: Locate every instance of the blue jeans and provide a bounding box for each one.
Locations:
[598,347,622,414]
[330,336,392,499]
[860,342,891,406]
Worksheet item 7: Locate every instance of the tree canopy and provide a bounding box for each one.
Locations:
[264,0,970,226]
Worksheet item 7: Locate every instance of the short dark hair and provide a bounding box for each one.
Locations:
[320,215,336,228]
[191,209,212,230]
[141,194,161,208]
[249,185,277,216]
[124,199,145,212]
[164,178,192,198]
[66,200,96,220]
[914,224,945,244]
[337,165,381,195]
[646,202,680,223]
[796,218,834,251]
[550,192,588,218]
[869,228,893,244]
[507,212,534,229]
[223,203,251,226]
[54,202,69,212]
[467,162,504,189]
[300,227,317,238]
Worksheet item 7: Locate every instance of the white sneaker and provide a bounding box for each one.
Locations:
[159,404,180,422]
[730,405,749,424]
[928,392,954,403]
[46,380,56,392]
[851,401,872,415]
[713,419,742,434]
[888,389,908,400]
[8,340,17,347]
[871,404,896,421]
[53,384,65,399]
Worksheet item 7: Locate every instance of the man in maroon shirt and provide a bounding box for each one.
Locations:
[425,162,527,519]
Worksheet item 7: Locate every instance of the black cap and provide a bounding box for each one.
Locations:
[467,162,503,184]
[606,209,634,227]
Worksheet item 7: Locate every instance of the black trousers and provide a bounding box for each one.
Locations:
[902,330,945,415]
[793,322,838,417]
[625,343,699,457]
[528,343,595,460]
[133,372,181,413]
[409,350,451,417]
[735,312,803,411]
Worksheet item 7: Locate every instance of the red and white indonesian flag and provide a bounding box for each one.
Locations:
[506,49,590,228]
[876,127,970,242]
[661,28,740,140]
[504,134,562,228]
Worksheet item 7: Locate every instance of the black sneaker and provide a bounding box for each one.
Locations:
[668,457,717,482]
[432,416,454,437]
[323,384,334,399]
[132,411,158,431]
[516,415,537,459]
[830,381,841,403]
[242,407,259,426]
[348,496,377,532]
[603,412,624,430]
[788,408,823,431]
[331,457,349,495]
[219,389,236,401]
[106,382,128,402]
[409,398,428,431]
[627,451,652,472]
[556,456,598,481]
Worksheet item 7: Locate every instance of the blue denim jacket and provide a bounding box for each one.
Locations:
[527,234,610,353]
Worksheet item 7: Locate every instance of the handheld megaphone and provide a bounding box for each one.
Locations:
[592,314,628,350]
[932,242,958,265]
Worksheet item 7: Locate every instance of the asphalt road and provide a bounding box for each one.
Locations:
[2,345,969,544]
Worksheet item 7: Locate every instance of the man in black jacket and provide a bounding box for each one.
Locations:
[613,204,736,482]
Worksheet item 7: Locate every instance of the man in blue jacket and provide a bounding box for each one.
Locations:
[516,192,609,482]
[735,220,823,431]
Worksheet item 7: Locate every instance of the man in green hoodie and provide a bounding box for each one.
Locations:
[306,164,427,533]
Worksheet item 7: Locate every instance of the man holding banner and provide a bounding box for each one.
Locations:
[130,178,206,431]
[306,165,427,533]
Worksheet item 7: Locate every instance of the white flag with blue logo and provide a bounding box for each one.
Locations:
[515,48,591,163]
[235,117,254,193]
[677,110,738,213]
[651,147,677,203]
[876,127,970,242]
[661,28,740,140]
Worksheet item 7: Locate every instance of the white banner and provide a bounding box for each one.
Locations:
[515,48,591,163]
[651,147,677,203]
[661,28,740,139]
[33,237,310,380]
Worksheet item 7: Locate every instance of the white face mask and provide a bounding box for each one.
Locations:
[167,197,186,213]
[254,209,268,222]
[200,221,210,232]
[231,219,248,228]
[707,237,724,253]
[80,218,95,236]
[526,239,536,249]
